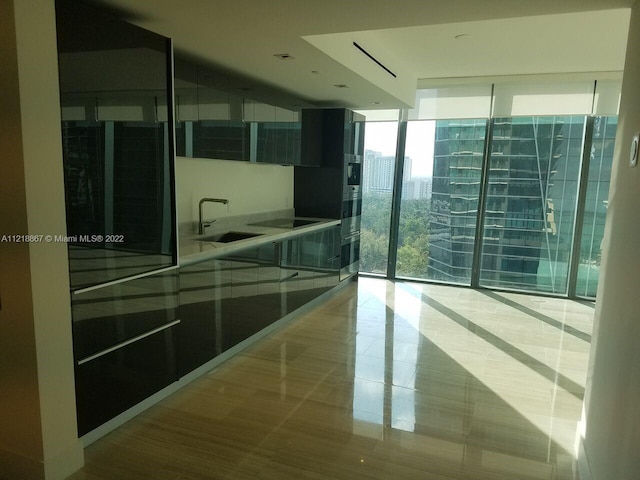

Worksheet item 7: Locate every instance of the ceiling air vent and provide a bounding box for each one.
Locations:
[353,41,396,79]
[274,53,295,60]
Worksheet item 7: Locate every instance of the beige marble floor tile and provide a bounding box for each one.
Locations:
[71,277,593,480]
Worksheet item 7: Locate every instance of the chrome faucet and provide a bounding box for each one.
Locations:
[198,197,229,234]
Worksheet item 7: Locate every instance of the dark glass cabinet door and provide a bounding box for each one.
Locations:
[228,245,282,345]
[176,228,341,380]
[178,259,232,376]
[56,0,178,435]
[56,0,176,290]
[71,269,179,435]
[75,325,178,436]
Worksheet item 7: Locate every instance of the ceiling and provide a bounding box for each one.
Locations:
[87,0,634,109]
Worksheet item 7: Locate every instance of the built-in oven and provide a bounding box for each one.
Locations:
[343,154,362,199]
[340,231,361,281]
[341,197,362,235]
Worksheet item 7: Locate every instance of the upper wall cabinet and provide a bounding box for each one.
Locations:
[174,61,248,160]
[56,0,177,290]
[174,57,313,166]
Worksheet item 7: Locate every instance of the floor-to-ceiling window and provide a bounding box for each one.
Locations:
[479,116,585,294]
[358,78,620,299]
[575,116,617,297]
[359,116,399,275]
[396,119,486,284]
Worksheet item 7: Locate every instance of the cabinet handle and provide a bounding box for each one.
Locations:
[77,319,181,366]
[327,255,341,261]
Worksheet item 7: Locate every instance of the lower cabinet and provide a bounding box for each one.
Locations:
[298,226,341,300]
[227,243,282,347]
[71,268,180,436]
[177,226,341,379]
[75,324,178,436]
[71,227,341,436]
[177,258,231,377]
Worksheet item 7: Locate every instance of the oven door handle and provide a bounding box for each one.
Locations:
[342,231,361,241]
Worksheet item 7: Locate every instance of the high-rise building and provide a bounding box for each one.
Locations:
[426,116,615,294]
[479,116,585,293]
[363,149,396,194]
[427,119,486,284]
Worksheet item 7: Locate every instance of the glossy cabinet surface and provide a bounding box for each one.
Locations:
[177,228,340,378]
[75,324,178,436]
[56,0,179,436]
[174,57,307,165]
[72,269,179,361]
[72,269,179,435]
[56,0,177,290]
[178,258,231,376]
[295,109,364,281]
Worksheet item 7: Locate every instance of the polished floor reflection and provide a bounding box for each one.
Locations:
[70,278,593,479]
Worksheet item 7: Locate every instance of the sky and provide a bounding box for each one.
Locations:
[364,120,436,178]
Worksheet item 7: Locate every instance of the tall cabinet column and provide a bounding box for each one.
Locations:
[0,1,84,479]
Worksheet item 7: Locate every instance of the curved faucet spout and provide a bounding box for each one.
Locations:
[198,197,229,234]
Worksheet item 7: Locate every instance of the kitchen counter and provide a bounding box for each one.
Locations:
[179,216,340,266]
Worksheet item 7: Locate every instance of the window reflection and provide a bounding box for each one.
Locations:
[480,116,586,294]
[576,116,617,298]
[397,120,486,284]
[352,282,420,434]
[56,0,176,290]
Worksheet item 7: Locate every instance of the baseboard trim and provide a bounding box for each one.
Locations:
[81,279,353,447]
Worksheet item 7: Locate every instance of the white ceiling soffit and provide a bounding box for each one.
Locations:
[303,33,418,107]
[303,9,630,108]
[86,0,634,110]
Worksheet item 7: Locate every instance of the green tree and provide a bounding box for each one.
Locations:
[360,193,432,276]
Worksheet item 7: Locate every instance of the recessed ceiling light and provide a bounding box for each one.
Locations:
[311,70,320,74]
[454,34,471,40]
[371,102,381,105]
[274,53,295,60]
[334,84,349,88]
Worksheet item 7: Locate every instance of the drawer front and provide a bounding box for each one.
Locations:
[72,269,178,361]
[75,324,178,436]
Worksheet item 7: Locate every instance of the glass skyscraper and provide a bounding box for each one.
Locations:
[360,113,615,298]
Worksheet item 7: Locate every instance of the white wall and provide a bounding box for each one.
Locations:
[0,1,83,478]
[175,156,294,231]
[581,3,640,479]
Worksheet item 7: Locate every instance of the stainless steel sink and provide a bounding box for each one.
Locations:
[194,231,263,243]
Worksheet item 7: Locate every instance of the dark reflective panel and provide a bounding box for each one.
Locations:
[75,325,178,436]
[178,258,232,376]
[72,269,178,361]
[56,0,176,290]
[178,228,340,378]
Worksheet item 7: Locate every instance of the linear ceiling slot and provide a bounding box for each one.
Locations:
[353,41,397,79]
